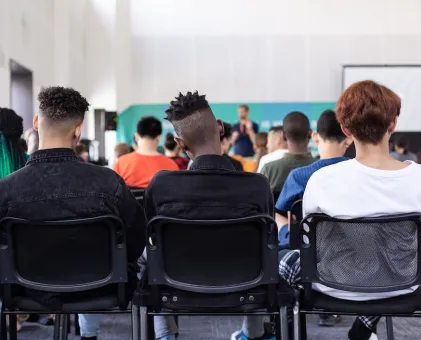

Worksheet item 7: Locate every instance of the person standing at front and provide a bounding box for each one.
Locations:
[232,105,259,157]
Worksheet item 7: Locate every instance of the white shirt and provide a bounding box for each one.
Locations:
[257,149,288,173]
[303,159,421,301]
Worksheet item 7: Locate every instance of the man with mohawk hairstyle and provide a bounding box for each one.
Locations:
[142,91,275,340]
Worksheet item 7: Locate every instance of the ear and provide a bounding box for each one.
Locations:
[343,136,354,149]
[175,137,188,152]
[33,115,39,131]
[387,116,398,135]
[74,122,83,141]
[307,129,312,139]
[341,125,352,138]
[216,120,224,138]
[134,132,140,142]
[311,132,320,145]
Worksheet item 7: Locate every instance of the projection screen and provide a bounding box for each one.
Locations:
[343,65,421,132]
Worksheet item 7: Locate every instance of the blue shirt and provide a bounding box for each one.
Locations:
[275,157,348,213]
[232,122,259,157]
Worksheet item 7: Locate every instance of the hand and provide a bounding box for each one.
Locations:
[245,120,253,130]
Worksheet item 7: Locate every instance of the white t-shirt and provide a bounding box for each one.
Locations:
[303,159,421,301]
[257,149,288,173]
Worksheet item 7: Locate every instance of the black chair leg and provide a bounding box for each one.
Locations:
[67,314,71,334]
[54,314,62,340]
[386,317,394,340]
[0,314,6,340]
[8,314,17,340]
[300,314,307,340]
[274,314,281,340]
[61,314,69,340]
[74,314,80,336]
[147,314,154,340]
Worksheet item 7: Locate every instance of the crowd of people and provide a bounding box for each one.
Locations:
[0,80,420,340]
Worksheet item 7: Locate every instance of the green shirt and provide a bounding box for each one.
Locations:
[261,152,314,194]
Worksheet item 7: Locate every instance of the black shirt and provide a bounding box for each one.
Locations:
[0,148,146,265]
[223,154,244,171]
[145,154,274,221]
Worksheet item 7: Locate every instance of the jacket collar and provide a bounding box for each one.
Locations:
[190,154,235,171]
[26,148,81,165]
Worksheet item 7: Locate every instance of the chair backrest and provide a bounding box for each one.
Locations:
[147,215,279,294]
[289,199,303,250]
[0,215,128,293]
[130,188,145,205]
[300,213,421,294]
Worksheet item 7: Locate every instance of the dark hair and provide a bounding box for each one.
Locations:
[75,144,86,155]
[38,86,89,122]
[137,116,162,139]
[165,91,210,122]
[20,138,28,153]
[336,80,400,144]
[283,111,310,143]
[220,122,233,141]
[238,104,249,112]
[270,126,283,133]
[164,133,178,150]
[0,108,26,178]
[395,137,409,153]
[255,132,268,148]
[317,110,346,143]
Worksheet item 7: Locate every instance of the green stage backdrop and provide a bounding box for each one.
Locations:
[117,102,336,146]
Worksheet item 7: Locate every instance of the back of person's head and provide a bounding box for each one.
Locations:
[316,110,347,143]
[254,132,268,150]
[0,108,26,178]
[36,87,90,149]
[164,132,178,151]
[394,137,409,154]
[267,126,286,153]
[336,80,400,145]
[283,111,311,144]
[165,91,222,159]
[220,121,234,154]
[136,116,162,141]
[114,143,131,159]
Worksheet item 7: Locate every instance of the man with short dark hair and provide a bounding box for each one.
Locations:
[221,121,243,171]
[261,111,314,200]
[231,104,259,157]
[257,126,288,173]
[143,92,274,340]
[114,116,178,187]
[0,86,146,340]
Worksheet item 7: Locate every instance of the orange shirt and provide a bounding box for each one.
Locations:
[114,152,179,188]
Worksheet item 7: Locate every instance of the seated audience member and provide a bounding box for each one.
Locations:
[114,142,131,160]
[261,111,314,200]
[257,126,288,173]
[276,110,352,327]
[259,80,421,340]
[23,127,39,154]
[142,91,274,340]
[390,136,418,162]
[250,132,268,172]
[163,132,189,170]
[114,116,179,187]
[220,121,243,171]
[75,143,89,162]
[0,108,28,179]
[0,87,146,340]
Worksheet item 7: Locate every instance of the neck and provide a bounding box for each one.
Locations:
[287,141,308,154]
[165,150,178,157]
[192,145,222,159]
[355,139,393,168]
[39,137,74,150]
[319,142,345,160]
[136,139,159,155]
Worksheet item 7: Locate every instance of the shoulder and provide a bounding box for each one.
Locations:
[306,159,352,186]
[263,158,286,171]
[160,155,179,169]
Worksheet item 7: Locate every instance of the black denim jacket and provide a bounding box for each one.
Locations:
[0,148,146,264]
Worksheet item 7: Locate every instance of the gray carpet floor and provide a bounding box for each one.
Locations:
[15,314,421,340]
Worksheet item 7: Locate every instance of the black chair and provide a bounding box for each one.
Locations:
[133,215,294,340]
[289,199,303,250]
[130,188,146,206]
[295,213,421,340]
[0,216,132,340]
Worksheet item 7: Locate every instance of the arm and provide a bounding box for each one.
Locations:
[302,175,322,216]
[275,171,302,230]
[276,212,289,231]
[116,177,147,263]
[231,124,240,145]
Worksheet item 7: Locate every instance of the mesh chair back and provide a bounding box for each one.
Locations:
[0,216,128,292]
[301,214,421,293]
[290,199,303,250]
[147,215,279,293]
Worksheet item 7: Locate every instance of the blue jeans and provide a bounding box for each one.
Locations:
[78,314,102,337]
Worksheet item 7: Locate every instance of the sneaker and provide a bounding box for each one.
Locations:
[230,329,275,340]
[318,315,341,327]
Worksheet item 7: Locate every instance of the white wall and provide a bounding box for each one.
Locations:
[10,73,33,131]
[129,0,421,105]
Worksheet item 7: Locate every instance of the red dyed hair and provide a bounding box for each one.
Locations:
[336,80,401,144]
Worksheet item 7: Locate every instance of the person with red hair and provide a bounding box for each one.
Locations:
[233,81,421,340]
